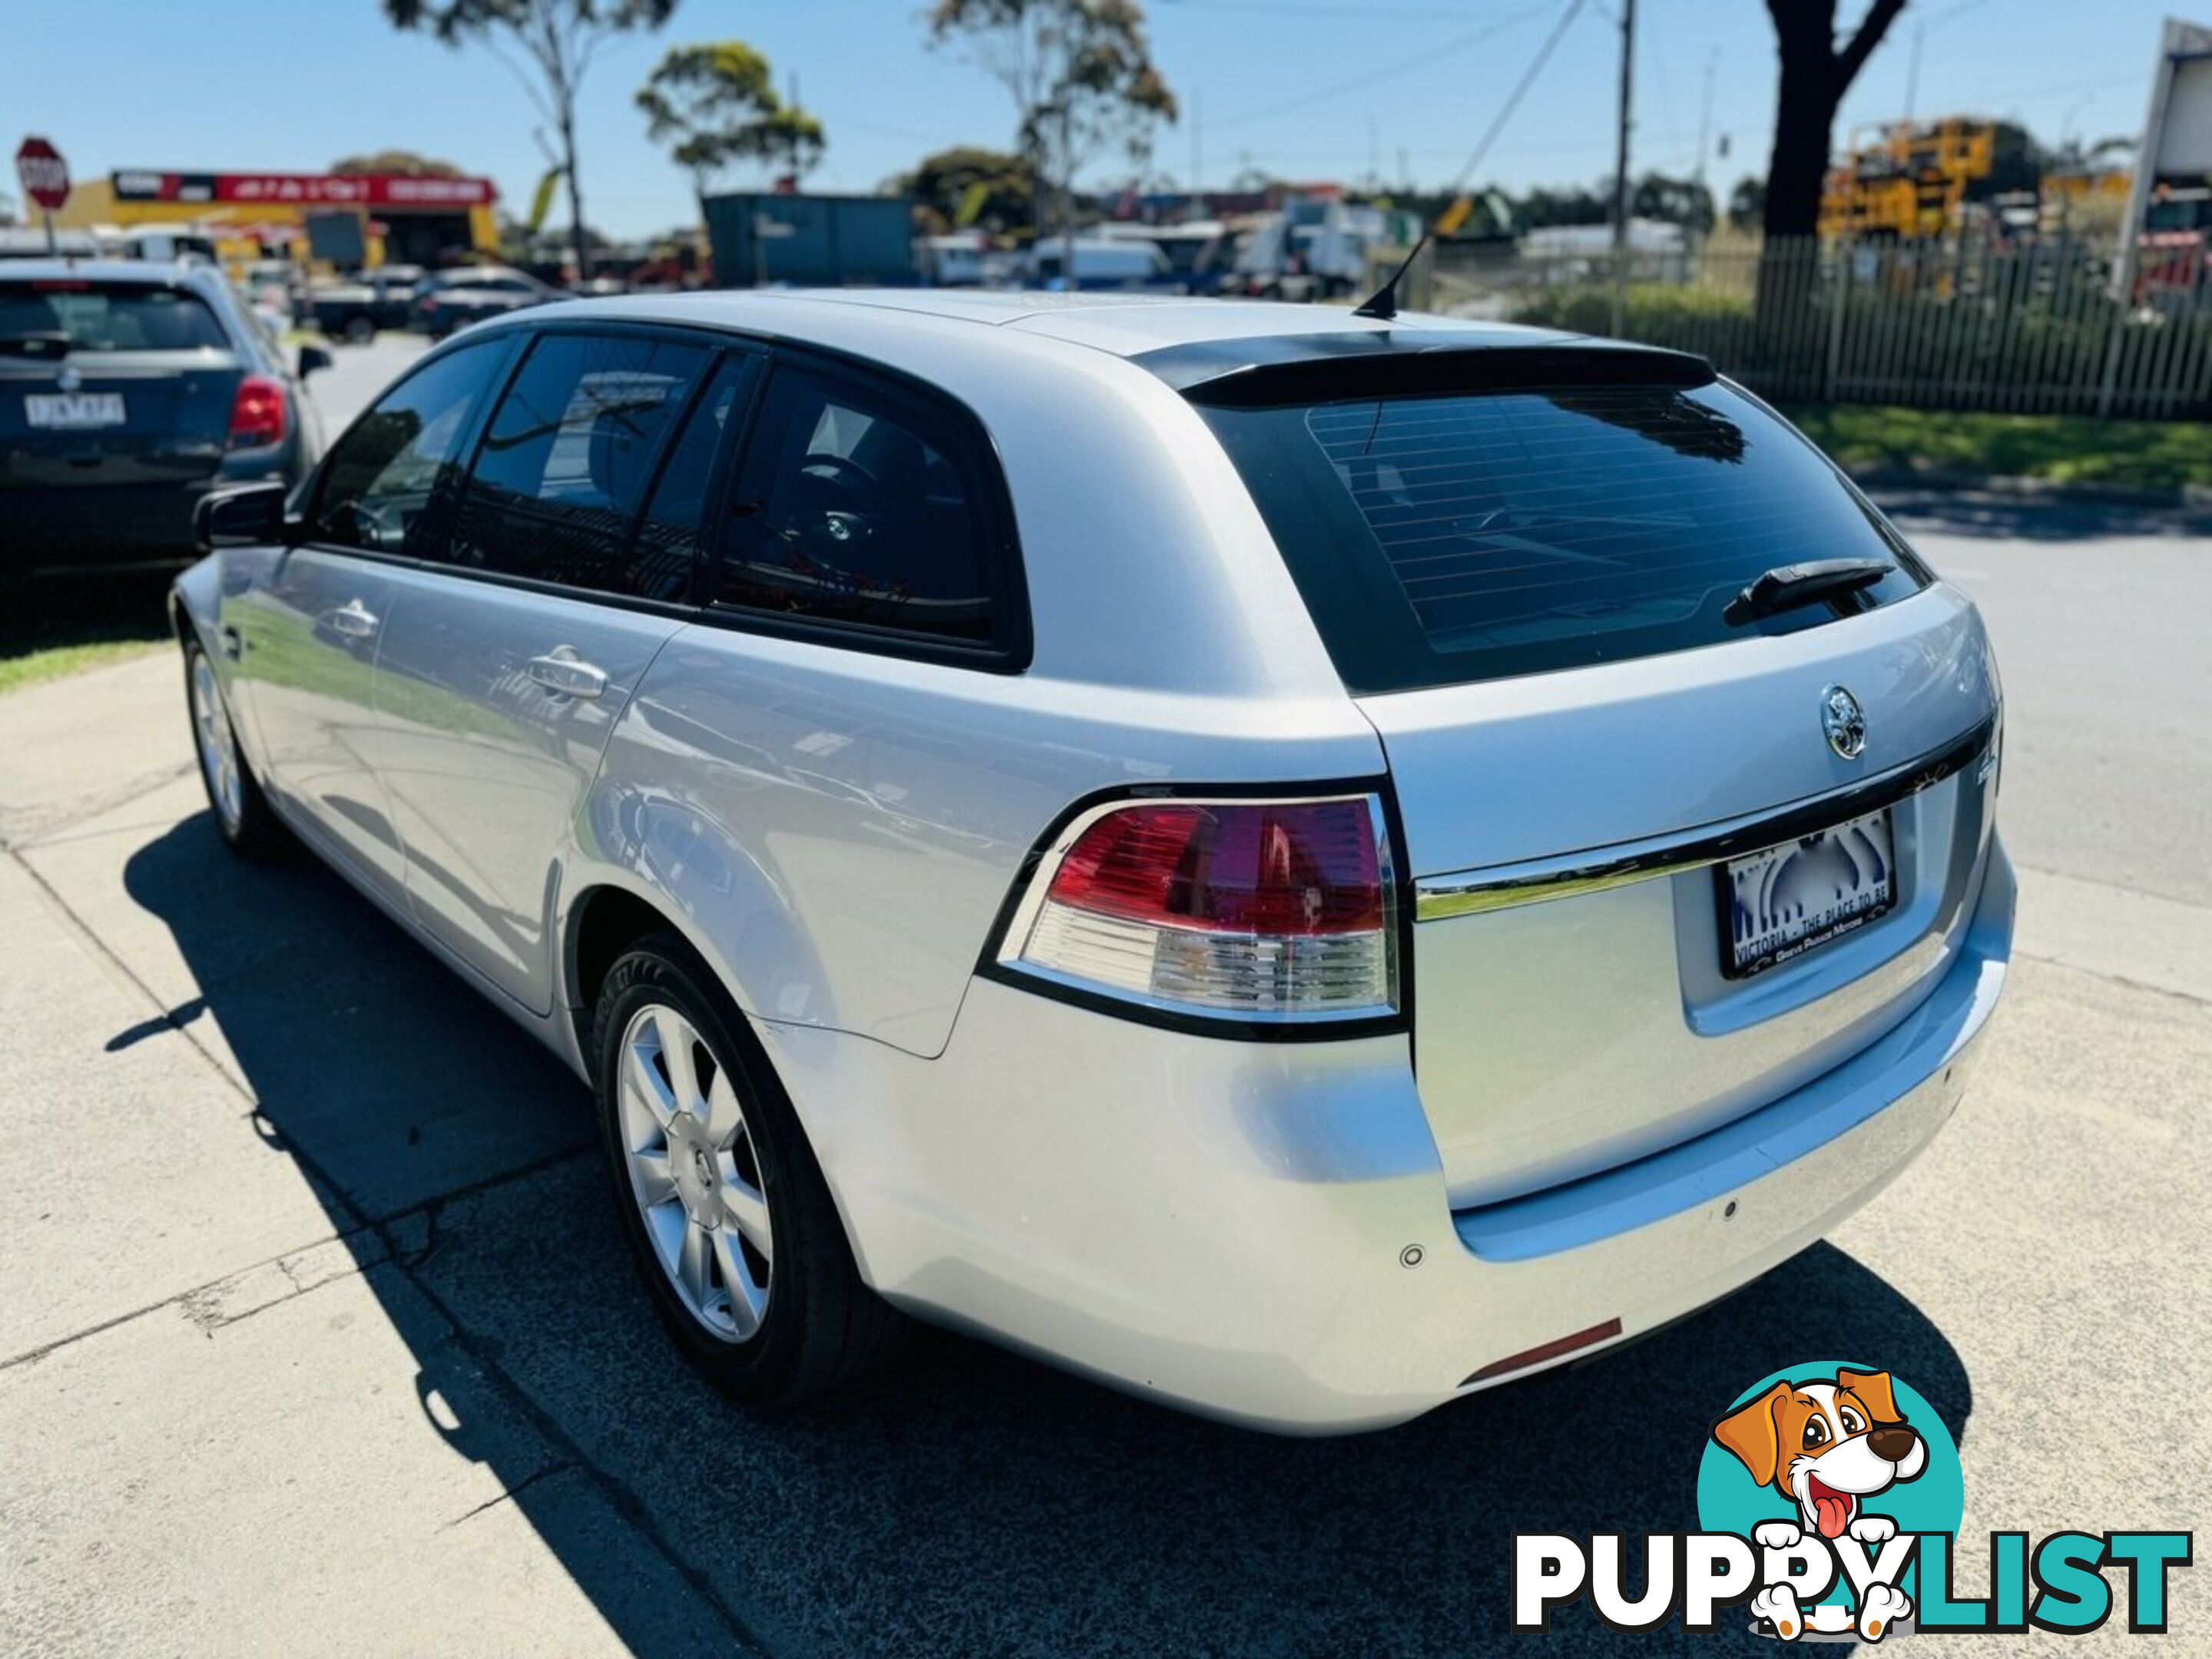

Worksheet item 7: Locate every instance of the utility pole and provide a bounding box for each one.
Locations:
[1191,90,1203,214]
[1694,48,1717,189]
[1061,98,1076,283]
[1611,0,1635,335]
[1906,1,1992,125]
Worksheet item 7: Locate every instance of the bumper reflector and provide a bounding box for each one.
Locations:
[1463,1316,1622,1386]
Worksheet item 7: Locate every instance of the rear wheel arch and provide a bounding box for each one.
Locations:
[567,883,686,1047]
[565,882,884,1290]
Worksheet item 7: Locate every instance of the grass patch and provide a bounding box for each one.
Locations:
[1782,406,2212,492]
[0,637,164,697]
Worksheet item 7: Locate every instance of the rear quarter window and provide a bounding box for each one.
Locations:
[707,359,1022,661]
[1200,379,1929,694]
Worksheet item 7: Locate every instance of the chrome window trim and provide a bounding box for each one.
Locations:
[1412,713,1997,923]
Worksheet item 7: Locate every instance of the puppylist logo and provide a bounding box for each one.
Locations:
[1514,1361,2192,1641]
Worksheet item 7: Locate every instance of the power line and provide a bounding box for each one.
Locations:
[1210,5,1555,130]
[1441,0,1591,194]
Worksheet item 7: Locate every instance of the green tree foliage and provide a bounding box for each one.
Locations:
[382,0,680,278]
[893,146,1038,233]
[331,150,465,177]
[1629,173,1716,235]
[926,0,1176,237]
[1728,175,1766,233]
[638,41,826,198]
[1514,182,1610,229]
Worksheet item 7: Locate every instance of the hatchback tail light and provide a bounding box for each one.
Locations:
[227,375,287,449]
[995,793,1399,1026]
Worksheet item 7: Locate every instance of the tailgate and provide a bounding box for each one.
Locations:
[1369,588,1998,1207]
[0,353,236,488]
[1186,346,2005,1210]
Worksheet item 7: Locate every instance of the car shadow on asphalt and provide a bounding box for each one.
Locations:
[1873,488,2212,543]
[122,810,1974,1658]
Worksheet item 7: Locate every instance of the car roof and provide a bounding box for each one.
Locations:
[539,286,1578,363]
[0,258,205,287]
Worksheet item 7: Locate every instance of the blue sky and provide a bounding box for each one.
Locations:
[0,0,2177,237]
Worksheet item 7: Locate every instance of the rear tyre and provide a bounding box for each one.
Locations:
[343,315,376,345]
[591,932,905,1408]
[184,640,290,861]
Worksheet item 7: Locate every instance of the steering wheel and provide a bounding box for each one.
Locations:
[798,452,881,497]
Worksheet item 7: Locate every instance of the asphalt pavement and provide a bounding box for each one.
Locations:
[0,359,2206,1654]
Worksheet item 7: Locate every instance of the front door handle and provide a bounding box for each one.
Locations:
[323,600,379,641]
[525,652,608,700]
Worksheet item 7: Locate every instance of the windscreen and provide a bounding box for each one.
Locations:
[1201,379,1929,693]
[0,281,228,353]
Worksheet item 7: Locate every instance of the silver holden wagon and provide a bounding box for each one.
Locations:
[173,293,2012,1434]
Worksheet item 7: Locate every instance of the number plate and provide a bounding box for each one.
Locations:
[1718,807,1895,979]
[25,392,127,429]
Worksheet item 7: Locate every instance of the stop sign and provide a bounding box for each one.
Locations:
[15,137,70,214]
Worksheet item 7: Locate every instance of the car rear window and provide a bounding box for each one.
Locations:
[1200,379,1929,693]
[0,281,227,353]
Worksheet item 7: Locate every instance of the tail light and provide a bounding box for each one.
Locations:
[227,375,287,449]
[995,793,1399,1028]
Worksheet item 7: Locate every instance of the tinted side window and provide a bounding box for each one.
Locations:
[629,354,759,603]
[312,338,508,555]
[446,333,709,595]
[714,366,996,644]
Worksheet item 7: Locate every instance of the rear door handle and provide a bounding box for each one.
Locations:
[525,652,608,700]
[323,601,379,640]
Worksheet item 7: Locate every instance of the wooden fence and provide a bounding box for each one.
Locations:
[1425,233,2212,420]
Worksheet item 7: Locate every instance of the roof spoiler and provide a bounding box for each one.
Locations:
[1135,335,1715,408]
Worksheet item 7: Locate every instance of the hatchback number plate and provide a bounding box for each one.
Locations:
[1718,806,1895,979]
[25,392,127,429]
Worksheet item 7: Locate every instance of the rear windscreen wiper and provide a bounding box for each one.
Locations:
[1725,558,1892,624]
[0,331,73,360]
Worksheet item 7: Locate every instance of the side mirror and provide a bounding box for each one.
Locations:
[297,342,335,379]
[195,482,290,551]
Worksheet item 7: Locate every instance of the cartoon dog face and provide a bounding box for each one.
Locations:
[1713,1369,1928,1539]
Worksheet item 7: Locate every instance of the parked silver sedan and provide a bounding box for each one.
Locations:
[171,292,2012,1433]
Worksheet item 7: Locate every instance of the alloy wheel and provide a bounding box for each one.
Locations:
[618,1002,774,1342]
[190,652,244,833]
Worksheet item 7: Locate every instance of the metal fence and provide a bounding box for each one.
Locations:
[1419,233,2212,420]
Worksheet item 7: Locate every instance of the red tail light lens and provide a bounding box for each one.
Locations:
[227,375,287,450]
[1002,794,1399,1023]
[1045,801,1384,934]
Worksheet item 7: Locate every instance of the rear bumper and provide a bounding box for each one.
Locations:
[762,834,2013,1435]
[3,450,292,568]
